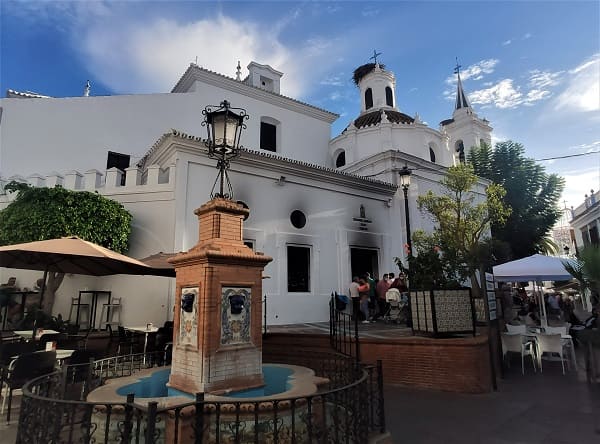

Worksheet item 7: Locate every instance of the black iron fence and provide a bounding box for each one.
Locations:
[329,292,360,362]
[17,349,385,443]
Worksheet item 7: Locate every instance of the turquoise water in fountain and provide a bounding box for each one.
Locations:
[116,365,293,399]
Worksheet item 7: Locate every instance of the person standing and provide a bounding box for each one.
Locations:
[358,276,371,323]
[349,276,361,321]
[366,272,377,320]
[375,274,391,320]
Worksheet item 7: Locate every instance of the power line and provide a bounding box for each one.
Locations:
[535,151,599,162]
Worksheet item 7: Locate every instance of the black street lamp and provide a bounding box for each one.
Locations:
[398,166,412,257]
[202,100,249,199]
[563,245,570,256]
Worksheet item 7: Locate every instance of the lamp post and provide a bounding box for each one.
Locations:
[398,166,412,257]
[202,100,249,199]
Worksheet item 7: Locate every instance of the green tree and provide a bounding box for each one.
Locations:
[0,181,132,313]
[468,141,565,260]
[403,164,510,296]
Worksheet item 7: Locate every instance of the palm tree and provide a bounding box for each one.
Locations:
[563,246,600,308]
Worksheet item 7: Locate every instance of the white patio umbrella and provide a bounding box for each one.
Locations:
[493,254,575,326]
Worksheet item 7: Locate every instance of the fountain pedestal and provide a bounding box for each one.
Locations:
[167,198,272,394]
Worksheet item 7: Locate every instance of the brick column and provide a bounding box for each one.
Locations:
[168,198,272,394]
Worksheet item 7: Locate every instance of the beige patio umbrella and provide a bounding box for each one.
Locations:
[138,251,177,273]
[0,236,175,310]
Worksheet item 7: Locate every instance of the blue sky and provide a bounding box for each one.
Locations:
[1,1,599,211]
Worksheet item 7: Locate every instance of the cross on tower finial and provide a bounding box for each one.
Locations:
[370,50,382,65]
[454,57,461,75]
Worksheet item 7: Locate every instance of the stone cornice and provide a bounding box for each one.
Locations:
[146,130,397,197]
[171,64,338,123]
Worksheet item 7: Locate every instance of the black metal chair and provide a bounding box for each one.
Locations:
[0,342,36,366]
[59,325,92,350]
[64,349,98,400]
[116,326,137,355]
[1,350,57,422]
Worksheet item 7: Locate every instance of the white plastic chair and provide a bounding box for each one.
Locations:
[501,333,537,375]
[506,324,527,334]
[545,325,567,335]
[535,334,567,374]
[546,325,577,370]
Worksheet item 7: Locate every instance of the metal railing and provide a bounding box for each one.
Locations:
[17,349,385,443]
[329,292,360,362]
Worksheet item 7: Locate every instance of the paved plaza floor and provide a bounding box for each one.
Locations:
[385,356,600,444]
[268,320,414,339]
[1,327,598,443]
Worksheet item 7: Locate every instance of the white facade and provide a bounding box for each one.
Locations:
[569,190,600,250]
[0,61,491,326]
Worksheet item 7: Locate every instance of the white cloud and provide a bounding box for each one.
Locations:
[320,74,345,87]
[554,54,600,113]
[560,168,600,209]
[445,59,499,84]
[522,33,532,40]
[361,8,380,17]
[502,40,512,46]
[9,2,346,99]
[528,69,564,89]
[462,68,564,109]
[80,14,301,94]
[469,79,524,109]
[568,140,600,152]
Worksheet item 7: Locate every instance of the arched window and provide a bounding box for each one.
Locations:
[365,88,373,110]
[455,140,465,164]
[385,87,393,107]
[429,147,436,163]
[335,151,346,168]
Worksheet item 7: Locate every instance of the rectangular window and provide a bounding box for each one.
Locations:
[590,225,599,246]
[581,229,591,246]
[106,151,131,186]
[287,245,310,292]
[244,240,255,250]
[260,122,277,152]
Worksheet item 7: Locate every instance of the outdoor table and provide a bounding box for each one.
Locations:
[75,290,111,330]
[11,349,74,366]
[124,325,159,364]
[13,329,60,340]
[55,349,75,363]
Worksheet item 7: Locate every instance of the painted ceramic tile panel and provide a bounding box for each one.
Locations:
[179,286,198,348]
[221,287,251,346]
[433,289,473,332]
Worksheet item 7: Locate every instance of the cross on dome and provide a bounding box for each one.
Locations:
[370,50,382,65]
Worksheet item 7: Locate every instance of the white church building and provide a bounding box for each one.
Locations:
[0,60,491,326]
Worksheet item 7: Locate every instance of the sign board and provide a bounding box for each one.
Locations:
[485,273,497,321]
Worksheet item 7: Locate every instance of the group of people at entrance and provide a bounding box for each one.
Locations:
[348,273,408,324]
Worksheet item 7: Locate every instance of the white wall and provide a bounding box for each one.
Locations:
[0,82,332,179]
[0,166,177,327]
[179,157,396,325]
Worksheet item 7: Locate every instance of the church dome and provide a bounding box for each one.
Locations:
[353,109,414,129]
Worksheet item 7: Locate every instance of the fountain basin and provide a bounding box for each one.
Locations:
[86,364,329,443]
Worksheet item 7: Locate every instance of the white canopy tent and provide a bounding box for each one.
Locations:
[493,254,574,327]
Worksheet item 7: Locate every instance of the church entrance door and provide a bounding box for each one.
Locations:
[350,247,379,279]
